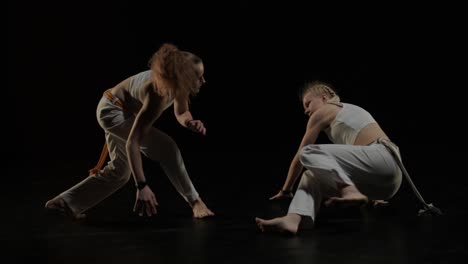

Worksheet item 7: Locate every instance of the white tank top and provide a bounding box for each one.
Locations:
[324,103,376,145]
[127,70,174,111]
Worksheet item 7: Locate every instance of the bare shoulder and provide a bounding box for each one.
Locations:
[308,104,341,129]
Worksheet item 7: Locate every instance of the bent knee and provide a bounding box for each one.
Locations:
[298,170,321,186]
[300,147,331,167]
[300,144,322,155]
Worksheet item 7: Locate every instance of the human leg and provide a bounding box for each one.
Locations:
[300,143,402,205]
[256,170,341,234]
[45,96,133,218]
[140,128,213,218]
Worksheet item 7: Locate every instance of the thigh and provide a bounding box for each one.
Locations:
[311,144,399,186]
[302,170,341,198]
[97,98,135,141]
[139,128,180,161]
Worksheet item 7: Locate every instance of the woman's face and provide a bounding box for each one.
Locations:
[302,90,327,116]
[195,63,206,89]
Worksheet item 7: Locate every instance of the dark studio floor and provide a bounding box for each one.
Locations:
[5,149,467,264]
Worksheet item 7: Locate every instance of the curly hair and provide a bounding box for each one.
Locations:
[149,43,203,98]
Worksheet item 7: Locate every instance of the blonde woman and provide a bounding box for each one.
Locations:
[256,81,402,235]
[45,43,214,219]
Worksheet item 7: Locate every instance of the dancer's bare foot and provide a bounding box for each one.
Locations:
[371,200,389,208]
[45,196,86,220]
[255,214,301,235]
[325,185,368,207]
[191,198,214,219]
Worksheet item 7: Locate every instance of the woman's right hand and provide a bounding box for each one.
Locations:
[269,190,294,200]
[134,186,159,217]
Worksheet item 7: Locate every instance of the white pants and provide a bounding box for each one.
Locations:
[59,95,199,214]
[288,142,402,220]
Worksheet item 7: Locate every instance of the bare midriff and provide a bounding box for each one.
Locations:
[353,123,389,145]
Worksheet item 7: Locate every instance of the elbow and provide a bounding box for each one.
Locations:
[176,114,191,127]
[175,115,184,125]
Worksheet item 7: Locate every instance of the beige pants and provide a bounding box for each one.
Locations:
[59,95,199,215]
[288,142,402,220]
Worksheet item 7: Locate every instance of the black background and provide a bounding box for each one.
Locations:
[8,2,467,263]
[8,1,466,217]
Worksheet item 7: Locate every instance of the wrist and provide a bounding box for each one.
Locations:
[280,189,293,195]
[136,181,148,190]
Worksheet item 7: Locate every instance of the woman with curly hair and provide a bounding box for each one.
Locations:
[45,43,214,219]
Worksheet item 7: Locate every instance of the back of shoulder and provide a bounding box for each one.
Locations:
[339,103,376,126]
[309,103,341,129]
[130,70,152,83]
[342,103,372,116]
[108,70,152,101]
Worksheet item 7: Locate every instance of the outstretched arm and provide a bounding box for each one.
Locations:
[174,94,206,135]
[126,88,164,216]
[270,108,329,200]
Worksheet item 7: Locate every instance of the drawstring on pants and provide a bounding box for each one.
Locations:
[377,138,442,216]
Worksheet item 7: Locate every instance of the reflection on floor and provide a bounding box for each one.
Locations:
[8,154,466,264]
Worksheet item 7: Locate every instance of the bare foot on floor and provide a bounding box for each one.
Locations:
[45,196,86,220]
[255,214,301,235]
[325,185,368,207]
[191,198,215,219]
[371,200,389,208]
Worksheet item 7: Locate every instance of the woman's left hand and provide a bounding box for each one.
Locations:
[187,120,207,135]
[269,190,294,200]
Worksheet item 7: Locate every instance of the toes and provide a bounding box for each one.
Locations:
[205,211,215,217]
[255,217,263,232]
[373,200,389,208]
[256,223,264,232]
[255,218,266,232]
[194,210,215,219]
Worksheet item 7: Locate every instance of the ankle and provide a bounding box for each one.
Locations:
[190,198,203,207]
